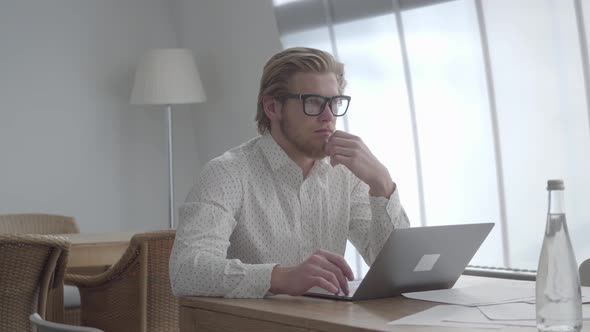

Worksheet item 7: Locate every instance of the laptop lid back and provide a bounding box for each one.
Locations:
[352,222,494,300]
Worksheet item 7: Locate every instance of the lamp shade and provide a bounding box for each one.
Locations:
[130,48,206,105]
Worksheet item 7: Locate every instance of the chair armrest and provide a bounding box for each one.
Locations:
[64,260,142,330]
[64,244,140,288]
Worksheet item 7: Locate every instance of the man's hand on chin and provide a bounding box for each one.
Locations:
[325,130,396,198]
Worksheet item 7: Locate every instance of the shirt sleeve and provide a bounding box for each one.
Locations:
[169,158,276,298]
[347,177,411,266]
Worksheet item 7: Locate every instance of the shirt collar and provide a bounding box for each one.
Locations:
[258,133,331,176]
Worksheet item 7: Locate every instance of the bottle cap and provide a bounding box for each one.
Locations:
[547,179,565,190]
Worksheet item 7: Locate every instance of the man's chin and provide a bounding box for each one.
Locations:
[289,136,328,159]
[309,152,327,160]
[304,147,327,160]
[296,143,326,160]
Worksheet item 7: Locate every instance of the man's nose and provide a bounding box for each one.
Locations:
[319,104,335,121]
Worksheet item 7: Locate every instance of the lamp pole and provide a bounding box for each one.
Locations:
[166,105,175,229]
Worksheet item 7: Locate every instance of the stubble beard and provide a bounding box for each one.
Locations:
[279,116,327,160]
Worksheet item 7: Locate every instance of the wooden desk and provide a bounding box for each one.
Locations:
[179,276,589,332]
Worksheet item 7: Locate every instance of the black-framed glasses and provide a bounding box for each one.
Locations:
[281,93,351,117]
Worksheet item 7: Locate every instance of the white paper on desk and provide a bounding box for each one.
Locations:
[388,305,505,329]
[402,284,534,306]
[445,316,535,327]
[479,302,590,321]
[477,303,536,321]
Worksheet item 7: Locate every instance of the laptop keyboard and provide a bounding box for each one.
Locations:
[307,279,362,297]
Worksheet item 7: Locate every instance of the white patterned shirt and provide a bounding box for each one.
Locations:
[169,134,410,298]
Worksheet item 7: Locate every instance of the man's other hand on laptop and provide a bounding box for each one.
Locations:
[269,249,355,296]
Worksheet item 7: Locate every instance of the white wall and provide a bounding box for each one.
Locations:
[0,0,283,231]
[171,0,283,173]
[0,0,199,231]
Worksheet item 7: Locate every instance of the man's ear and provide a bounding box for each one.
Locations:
[262,95,281,121]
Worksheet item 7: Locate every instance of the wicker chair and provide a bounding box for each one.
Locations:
[30,313,104,332]
[65,230,177,332]
[0,213,82,325]
[0,234,70,332]
[580,258,590,287]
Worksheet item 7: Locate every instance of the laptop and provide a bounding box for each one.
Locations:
[305,222,494,301]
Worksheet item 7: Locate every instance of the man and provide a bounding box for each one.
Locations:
[170,47,410,299]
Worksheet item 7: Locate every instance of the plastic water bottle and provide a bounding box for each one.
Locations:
[536,179,582,332]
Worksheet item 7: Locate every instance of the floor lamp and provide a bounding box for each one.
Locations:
[130,49,206,228]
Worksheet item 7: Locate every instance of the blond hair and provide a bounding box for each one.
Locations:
[256,47,346,134]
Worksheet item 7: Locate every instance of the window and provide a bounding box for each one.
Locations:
[273,0,590,277]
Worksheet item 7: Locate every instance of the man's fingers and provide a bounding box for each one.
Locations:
[317,259,350,294]
[327,146,356,158]
[330,154,352,168]
[313,277,339,294]
[330,130,357,140]
[311,266,340,294]
[326,136,358,149]
[328,135,357,146]
[317,250,355,281]
[312,254,350,294]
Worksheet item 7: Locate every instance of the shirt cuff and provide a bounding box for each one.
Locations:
[370,189,407,228]
[225,263,277,298]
